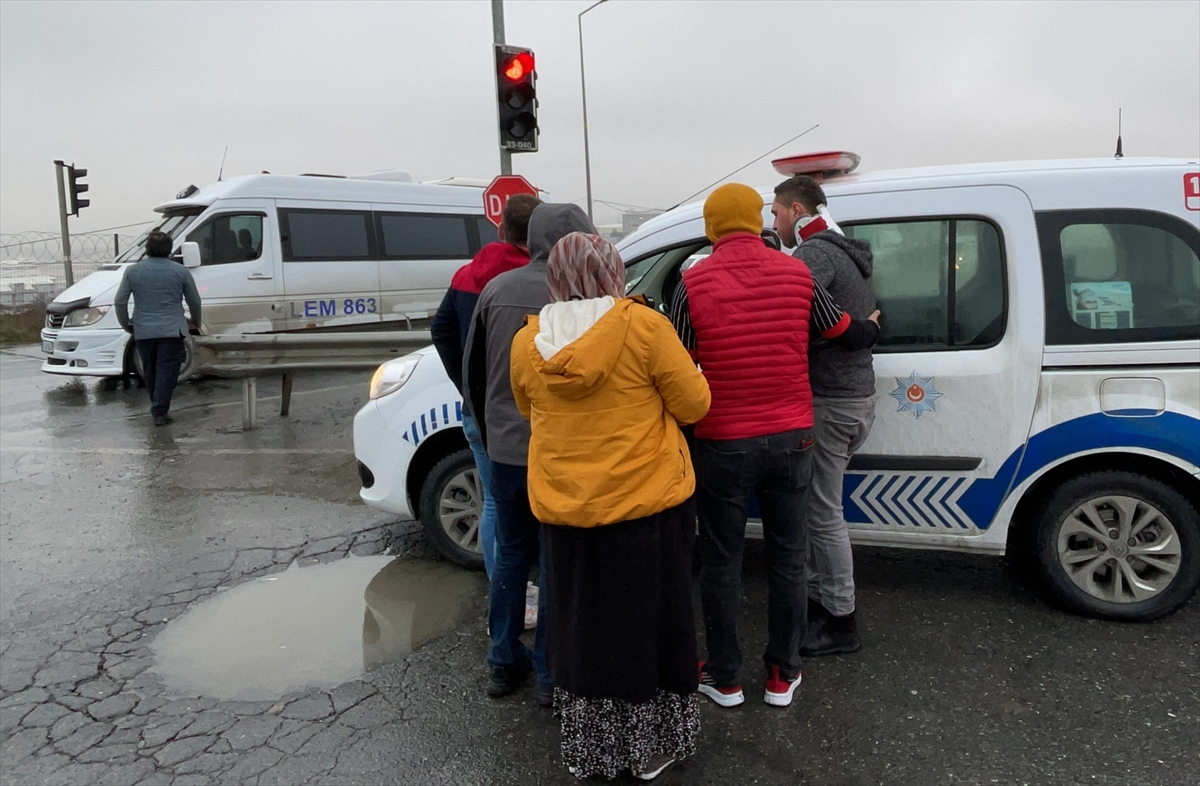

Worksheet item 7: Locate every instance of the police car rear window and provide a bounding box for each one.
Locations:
[1037,209,1200,345]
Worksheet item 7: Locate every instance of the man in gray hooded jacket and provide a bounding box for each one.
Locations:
[771,175,877,656]
[463,203,598,704]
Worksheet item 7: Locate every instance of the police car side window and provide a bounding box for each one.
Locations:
[844,218,1006,351]
[1037,210,1200,344]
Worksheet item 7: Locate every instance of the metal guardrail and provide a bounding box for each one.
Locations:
[193,330,433,430]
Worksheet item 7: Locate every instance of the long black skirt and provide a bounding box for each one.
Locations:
[543,499,700,779]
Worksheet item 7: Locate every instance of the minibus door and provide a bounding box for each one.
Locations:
[183,204,282,334]
[277,202,383,329]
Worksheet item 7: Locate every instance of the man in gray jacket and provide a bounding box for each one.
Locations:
[771,175,876,655]
[114,230,202,426]
[463,203,598,704]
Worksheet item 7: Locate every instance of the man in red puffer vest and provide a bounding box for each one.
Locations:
[669,183,879,709]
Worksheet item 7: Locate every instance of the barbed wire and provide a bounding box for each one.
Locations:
[0,232,139,263]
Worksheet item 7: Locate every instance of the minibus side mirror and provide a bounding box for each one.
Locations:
[180,242,201,269]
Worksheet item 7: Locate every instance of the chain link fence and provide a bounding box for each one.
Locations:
[1,231,141,307]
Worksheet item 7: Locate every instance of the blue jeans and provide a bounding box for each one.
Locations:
[487,461,549,688]
[695,429,814,685]
[461,412,497,578]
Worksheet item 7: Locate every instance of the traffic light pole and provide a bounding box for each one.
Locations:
[490,0,512,176]
[53,160,74,288]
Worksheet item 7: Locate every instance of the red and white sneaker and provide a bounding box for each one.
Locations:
[763,665,802,707]
[697,661,744,707]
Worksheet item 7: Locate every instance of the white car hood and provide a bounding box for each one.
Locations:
[52,267,125,306]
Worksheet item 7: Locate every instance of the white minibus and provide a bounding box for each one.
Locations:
[40,171,497,379]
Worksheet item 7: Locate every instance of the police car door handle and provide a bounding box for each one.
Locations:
[246,274,273,280]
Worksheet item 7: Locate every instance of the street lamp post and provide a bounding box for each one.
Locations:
[578,0,608,223]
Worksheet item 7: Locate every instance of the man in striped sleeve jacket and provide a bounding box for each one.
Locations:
[669,183,879,710]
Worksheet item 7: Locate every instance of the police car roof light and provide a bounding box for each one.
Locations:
[771,151,861,177]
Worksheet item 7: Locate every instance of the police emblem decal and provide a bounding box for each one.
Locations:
[890,372,942,418]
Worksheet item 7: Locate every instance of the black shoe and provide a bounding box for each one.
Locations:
[487,661,531,698]
[153,414,174,427]
[807,596,832,623]
[800,611,861,657]
[535,683,554,708]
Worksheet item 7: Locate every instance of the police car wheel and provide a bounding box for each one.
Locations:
[418,449,486,571]
[129,335,197,383]
[1034,471,1200,621]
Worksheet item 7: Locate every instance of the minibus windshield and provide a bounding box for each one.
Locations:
[115,210,204,263]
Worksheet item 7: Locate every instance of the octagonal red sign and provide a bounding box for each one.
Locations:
[483,175,538,227]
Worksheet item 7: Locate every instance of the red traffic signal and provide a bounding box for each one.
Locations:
[502,52,534,82]
[494,45,538,153]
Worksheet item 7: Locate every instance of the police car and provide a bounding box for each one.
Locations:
[353,153,1200,621]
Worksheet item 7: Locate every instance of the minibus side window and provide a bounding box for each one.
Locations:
[186,214,264,266]
[844,218,1006,351]
[280,210,375,261]
[476,217,500,250]
[1037,209,1200,344]
[377,213,471,260]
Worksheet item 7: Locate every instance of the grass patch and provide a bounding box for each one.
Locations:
[0,304,46,345]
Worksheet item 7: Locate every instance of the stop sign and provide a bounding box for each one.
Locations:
[483,175,539,228]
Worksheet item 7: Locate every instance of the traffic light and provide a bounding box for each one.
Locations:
[495,45,538,152]
[68,164,89,215]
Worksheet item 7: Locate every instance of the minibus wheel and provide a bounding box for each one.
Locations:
[1033,471,1200,621]
[418,448,486,571]
[130,335,197,383]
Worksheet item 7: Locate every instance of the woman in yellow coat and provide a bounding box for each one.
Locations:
[510,232,710,781]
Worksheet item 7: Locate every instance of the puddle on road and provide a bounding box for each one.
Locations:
[151,556,484,701]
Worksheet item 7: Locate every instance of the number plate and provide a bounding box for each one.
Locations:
[42,340,54,354]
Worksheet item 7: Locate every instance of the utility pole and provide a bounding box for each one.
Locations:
[53,160,74,288]
[491,0,512,176]
[578,0,608,223]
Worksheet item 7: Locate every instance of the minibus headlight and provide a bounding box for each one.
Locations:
[63,306,110,327]
[369,356,420,400]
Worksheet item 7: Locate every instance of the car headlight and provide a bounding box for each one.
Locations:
[369,355,420,400]
[63,306,110,327]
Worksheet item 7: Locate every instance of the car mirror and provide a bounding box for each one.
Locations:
[180,242,201,269]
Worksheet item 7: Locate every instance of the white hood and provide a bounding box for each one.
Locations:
[534,297,614,361]
[51,266,125,306]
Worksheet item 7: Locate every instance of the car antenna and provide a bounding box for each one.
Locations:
[666,123,820,211]
[1114,108,1123,159]
[217,146,229,181]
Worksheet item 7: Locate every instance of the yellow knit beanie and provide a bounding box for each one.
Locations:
[703,183,764,242]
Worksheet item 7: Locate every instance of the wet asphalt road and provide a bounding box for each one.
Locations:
[1,344,1197,786]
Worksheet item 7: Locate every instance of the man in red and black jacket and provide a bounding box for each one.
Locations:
[431,193,540,578]
[669,183,879,710]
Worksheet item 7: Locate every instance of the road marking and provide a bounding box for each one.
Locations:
[0,446,353,455]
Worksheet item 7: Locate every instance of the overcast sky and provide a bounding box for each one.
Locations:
[1,0,1197,235]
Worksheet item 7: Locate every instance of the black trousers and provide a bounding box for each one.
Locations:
[135,337,186,417]
[695,428,814,685]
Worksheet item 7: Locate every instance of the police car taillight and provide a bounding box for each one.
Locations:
[771,151,861,178]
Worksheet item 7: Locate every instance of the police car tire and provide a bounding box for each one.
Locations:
[1033,471,1200,622]
[129,335,197,383]
[418,449,486,571]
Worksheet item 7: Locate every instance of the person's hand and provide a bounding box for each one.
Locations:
[868,310,881,326]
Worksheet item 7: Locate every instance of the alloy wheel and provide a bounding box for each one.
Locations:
[1057,494,1182,604]
[438,468,483,553]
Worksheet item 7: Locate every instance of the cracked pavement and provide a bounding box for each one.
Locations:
[2,347,1198,786]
